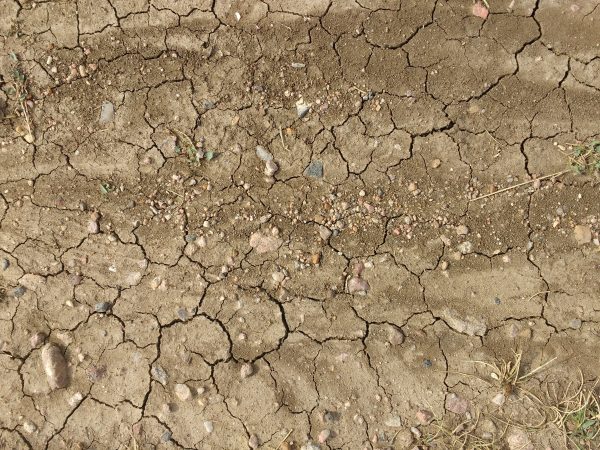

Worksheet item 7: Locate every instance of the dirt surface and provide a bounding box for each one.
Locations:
[1,1,600,449]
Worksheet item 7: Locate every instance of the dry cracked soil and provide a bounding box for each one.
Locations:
[1,0,600,449]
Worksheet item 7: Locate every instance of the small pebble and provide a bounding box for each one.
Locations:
[265,160,279,176]
[318,429,331,443]
[23,421,37,434]
[95,302,111,313]
[492,392,505,406]
[256,145,273,161]
[347,277,370,295]
[174,383,192,401]
[431,158,441,168]
[305,160,324,178]
[445,393,469,414]
[240,362,254,379]
[30,332,46,348]
[457,241,473,255]
[151,365,168,385]
[204,420,214,433]
[99,101,115,123]
[88,219,100,234]
[416,409,433,425]
[296,100,310,118]
[1,258,9,271]
[41,343,69,389]
[68,392,84,407]
[161,431,172,442]
[574,225,592,245]
[13,285,26,298]
[455,225,469,236]
[248,434,260,449]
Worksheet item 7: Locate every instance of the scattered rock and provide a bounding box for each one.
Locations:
[256,145,273,161]
[23,421,37,434]
[68,392,84,407]
[445,393,469,414]
[272,271,285,283]
[384,415,403,427]
[41,343,69,389]
[570,318,582,330]
[416,409,433,425]
[174,383,192,401]
[440,261,449,271]
[455,225,469,236]
[301,442,320,450]
[507,430,534,450]
[151,365,168,385]
[265,159,279,176]
[296,99,310,118]
[318,429,331,443]
[99,101,115,123]
[444,309,487,336]
[88,215,100,234]
[305,160,324,178]
[13,285,27,298]
[1,258,9,271]
[318,226,332,241]
[291,62,306,68]
[30,332,46,348]
[94,302,111,313]
[248,434,260,449]
[472,1,489,19]
[457,241,473,255]
[393,429,414,447]
[161,431,172,442]
[387,325,405,346]
[240,362,254,379]
[491,392,505,406]
[574,225,592,245]
[430,158,441,168]
[203,420,214,433]
[347,276,370,295]
[249,232,282,254]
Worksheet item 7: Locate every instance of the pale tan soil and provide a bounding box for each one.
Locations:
[1,1,600,449]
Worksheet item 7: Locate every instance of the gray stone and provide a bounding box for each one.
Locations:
[1,258,9,271]
[95,302,111,313]
[256,145,273,161]
[151,365,168,385]
[99,101,114,123]
[305,160,323,178]
[13,285,26,298]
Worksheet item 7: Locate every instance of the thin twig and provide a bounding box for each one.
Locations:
[279,126,287,151]
[165,189,183,198]
[274,429,293,450]
[470,170,569,202]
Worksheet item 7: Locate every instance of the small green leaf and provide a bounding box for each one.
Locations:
[9,52,18,61]
[574,147,584,157]
[100,183,113,194]
[581,419,596,431]
[204,150,215,161]
[174,145,181,154]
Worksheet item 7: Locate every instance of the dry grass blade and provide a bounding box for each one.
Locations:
[548,373,600,449]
